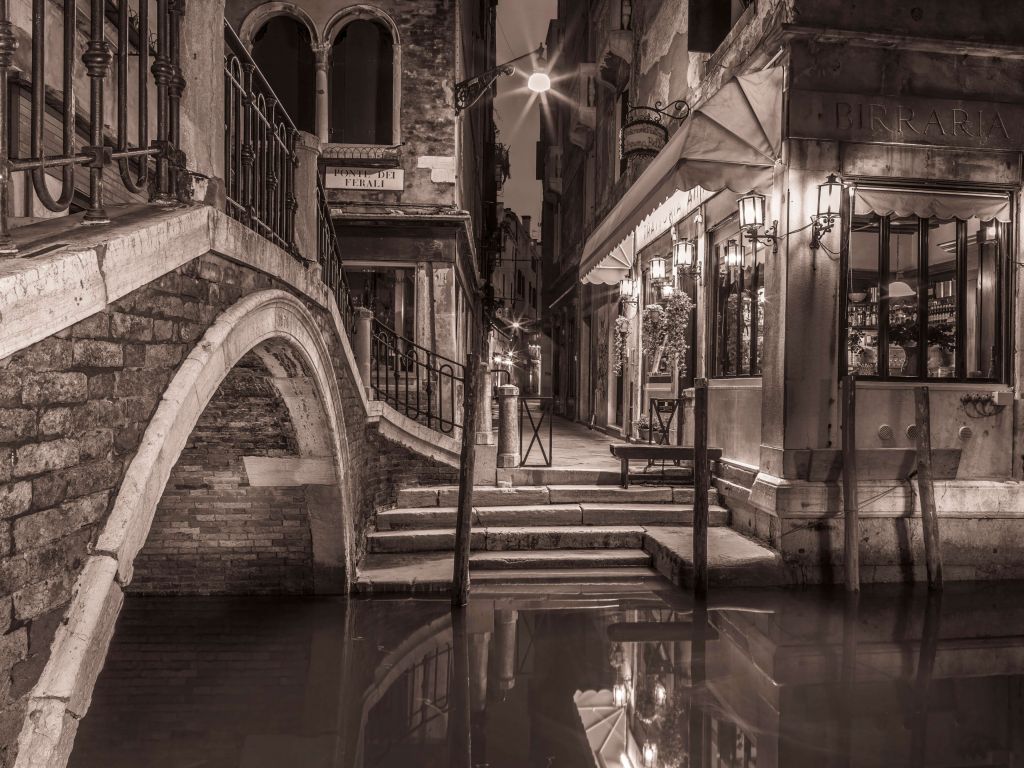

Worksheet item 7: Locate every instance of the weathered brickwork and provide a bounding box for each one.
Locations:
[0,248,460,764]
[130,354,314,595]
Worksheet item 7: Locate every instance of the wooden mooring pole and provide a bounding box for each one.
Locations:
[914,386,943,590]
[452,353,481,608]
[693,378,709,600]
[841,374,860,592]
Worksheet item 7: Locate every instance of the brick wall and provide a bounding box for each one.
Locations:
[130,353,314,595]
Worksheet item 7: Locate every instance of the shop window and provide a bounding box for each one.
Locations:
[711,220,764,377]
[844,204,1007,381]
[251,16,316,135]
[329,19,396,144]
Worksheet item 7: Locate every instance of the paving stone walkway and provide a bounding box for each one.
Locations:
[531,416,620,470]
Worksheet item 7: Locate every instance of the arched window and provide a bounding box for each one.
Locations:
[251,16,316,135]
[329,19,395,144]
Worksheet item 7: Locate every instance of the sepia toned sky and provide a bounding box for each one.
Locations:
[495,0,557,240]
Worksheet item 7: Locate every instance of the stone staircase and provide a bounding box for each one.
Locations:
[355,482,729,592]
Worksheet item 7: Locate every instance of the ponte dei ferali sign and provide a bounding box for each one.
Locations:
[789,90,1024,151]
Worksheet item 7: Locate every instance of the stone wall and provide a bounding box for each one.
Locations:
[130,354,314,595]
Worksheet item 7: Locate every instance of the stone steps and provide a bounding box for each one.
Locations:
[367,525,648,553]
[468,549,652,570]
[376,503,730,530]
[395,484,719,508]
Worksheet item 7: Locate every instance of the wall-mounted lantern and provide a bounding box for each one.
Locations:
[737,192,778,254]
[724,239,743,270]
[649,255,667,281]
[672,232,699,279]
[811,173,843,249]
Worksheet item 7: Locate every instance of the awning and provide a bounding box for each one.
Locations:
[853,187,1012,222]
[583,235,635,286]
[580,66,785,285]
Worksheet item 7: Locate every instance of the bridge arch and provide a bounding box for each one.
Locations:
[16,289,355,767]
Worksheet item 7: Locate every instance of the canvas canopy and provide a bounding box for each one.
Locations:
[580,65,784,285]
[853,187,1012,223]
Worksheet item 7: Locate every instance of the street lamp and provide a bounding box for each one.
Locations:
[724,239,743,270]
[649,255,667,281]
[453,45,548,113]
[672,232,699,279]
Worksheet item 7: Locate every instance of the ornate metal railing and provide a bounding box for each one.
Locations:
[316,174,355,332]
[0,0,184,255]
[371,319,464,434]
[223,21,296,253]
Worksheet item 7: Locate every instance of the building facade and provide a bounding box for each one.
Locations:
[542,0,1024,581]
[227,0,500,367]
[492,207,543,393]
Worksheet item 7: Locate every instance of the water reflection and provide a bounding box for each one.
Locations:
[69,583,1024,767]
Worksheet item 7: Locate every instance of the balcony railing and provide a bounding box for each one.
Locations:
[0,0,184,255]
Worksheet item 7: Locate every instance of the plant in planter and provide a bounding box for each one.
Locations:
[642,292,695,376]
[634,414,651,442]
[613,315,630,375]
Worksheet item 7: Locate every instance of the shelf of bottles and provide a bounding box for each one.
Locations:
[847,283,957,376]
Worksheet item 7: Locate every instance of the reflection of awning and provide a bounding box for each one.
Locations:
[574,690,632,768]
[854,187,1011,222]
[580,66,784,285]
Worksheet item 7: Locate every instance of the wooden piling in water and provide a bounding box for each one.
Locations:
[841,374,860,592]
[452,354,481,608]
[693,378,709,600]
[914,386,943,590]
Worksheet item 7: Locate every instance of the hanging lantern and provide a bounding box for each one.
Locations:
[649,255,667,281]
[817,173,843,218]
[620,277,638,301]
[737,192,766,230]
[724,239,743,268]
[642,742,658,767]
[659,282,675,299]
[673,236,695,270]
[612,683,628,707]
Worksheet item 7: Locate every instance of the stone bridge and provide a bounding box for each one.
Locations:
[0,204,461,766]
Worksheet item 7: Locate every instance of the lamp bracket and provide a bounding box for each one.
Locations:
[626,99,690,124]
[454,45,544,114]
[809,212,838,250]
[743,221,779,254]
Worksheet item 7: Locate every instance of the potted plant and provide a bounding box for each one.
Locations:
[634,414,651,443]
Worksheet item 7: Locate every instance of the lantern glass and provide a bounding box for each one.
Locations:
[649,256,667,281]
[620,277,636,299]
[642,742,658,767]
[612,683,628,707]
[673,237,695,268]
[659,283,675,299]
[817,173,842,217]
[654,681,667,706]
[738,193,765,229]
[724,239,742,268]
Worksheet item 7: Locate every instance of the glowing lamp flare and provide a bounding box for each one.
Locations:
[673,237,695,269]
[527,71,551,93]
[649,255,667,280]
[620,277,637,299]
[612,683,628,707]
[642,742,658,767]
[737,192,766,230]
[724,239,743,268]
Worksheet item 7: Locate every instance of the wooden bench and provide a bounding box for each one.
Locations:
[609,444,723,488]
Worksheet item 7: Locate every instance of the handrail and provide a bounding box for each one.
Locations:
[223,20,297,254]
[316,174,354,333]
[369,318,464,434]
[0,0,184,254]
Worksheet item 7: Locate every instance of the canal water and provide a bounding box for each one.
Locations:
[68,580,1024,767]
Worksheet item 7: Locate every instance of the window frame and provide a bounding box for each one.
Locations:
[838,185,1013,385]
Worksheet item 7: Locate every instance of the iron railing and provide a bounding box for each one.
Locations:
[223,21,296,254]
[519,396,553,467]
[316,174,355,333]
[371,319,464,434]
[0,0,184,255]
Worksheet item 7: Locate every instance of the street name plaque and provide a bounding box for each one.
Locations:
[324,167,405,191]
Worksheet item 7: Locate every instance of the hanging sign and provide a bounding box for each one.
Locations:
[324,167,405,191]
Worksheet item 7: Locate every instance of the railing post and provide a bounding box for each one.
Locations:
[0,0,17,255]
[475,365,494,444]
[354,308,374,394]
[292,130,320,263]
[496,384,520,468]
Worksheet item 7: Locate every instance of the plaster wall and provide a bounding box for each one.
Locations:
[709,382,762,468]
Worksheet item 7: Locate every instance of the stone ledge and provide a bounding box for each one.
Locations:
[367,402,462,468]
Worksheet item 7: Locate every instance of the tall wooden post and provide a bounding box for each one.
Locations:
[914,386,943,589]
[693,377,709,600]
[841,374,860,592]
[452,354,481,607]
